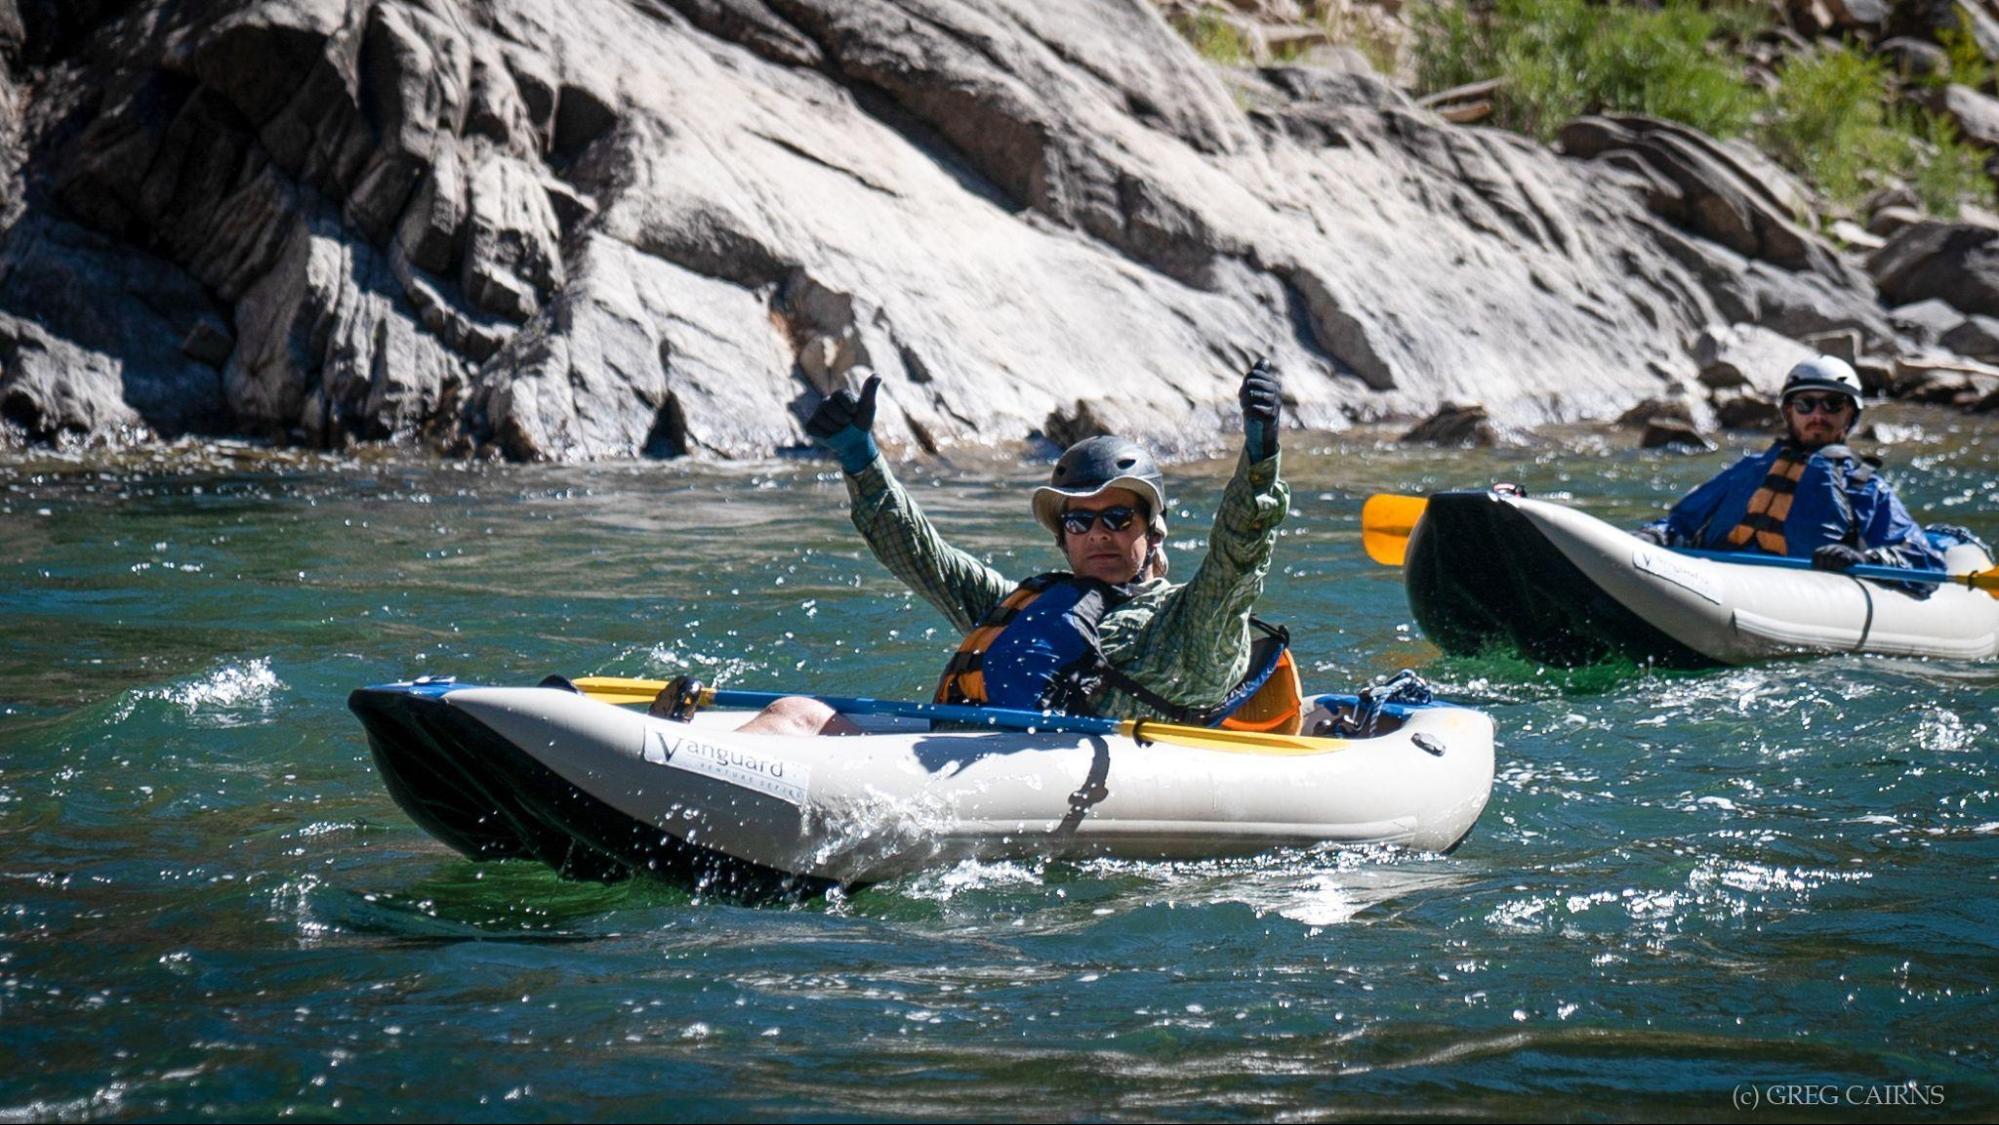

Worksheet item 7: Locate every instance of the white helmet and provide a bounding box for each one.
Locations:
[1779,356,1863,412]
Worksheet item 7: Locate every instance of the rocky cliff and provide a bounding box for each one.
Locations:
[0,0,1979,460]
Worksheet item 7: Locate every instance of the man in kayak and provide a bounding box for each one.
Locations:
[1634,355,1944,580]
[676,362,1291,735]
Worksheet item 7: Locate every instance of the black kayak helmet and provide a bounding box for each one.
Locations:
[1031,436,1169,537]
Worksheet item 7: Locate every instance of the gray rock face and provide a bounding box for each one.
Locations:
[0,0,1912,458]
[1691,323,1817,395]
[1558,115,1839,278]
[1870,221,1999,316]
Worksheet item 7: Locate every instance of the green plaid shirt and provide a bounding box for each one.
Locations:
[844,450,1290,719]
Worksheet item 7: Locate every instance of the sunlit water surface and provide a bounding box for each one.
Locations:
[3,415,1995,1120]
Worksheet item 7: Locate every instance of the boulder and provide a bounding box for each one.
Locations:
[1399,402,1495,447]
[1641,416,1715,451]
[1869,221,1999,316]
[1828,219,1885,251]
[1867,206,1924,238]
[1800,328,1860,364]
[1877,37,1948,78]
[1,0,22,59]
[1853,356,1896,396]
[0,313,142,444]
[1825,0,1892,26]
[0,213,229,439]
[1888,356,1999,404]
[1931,84,1999,149]
[1713,390,1782,430]
[1888,298,1968,347]
[1615,397,1694,427]
[1943,313,1999,358]
[1889,1,1999,62]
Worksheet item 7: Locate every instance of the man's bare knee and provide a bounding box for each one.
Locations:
[734,696,861,736]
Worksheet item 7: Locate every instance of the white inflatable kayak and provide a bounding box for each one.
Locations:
[1405,490,1999,667]
[349,680,1496,899]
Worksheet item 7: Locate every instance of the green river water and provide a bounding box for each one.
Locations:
[2,413,1995,1121]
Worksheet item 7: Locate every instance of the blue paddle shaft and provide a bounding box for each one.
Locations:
[706,689,1123,734]
[1673,547,1950,586]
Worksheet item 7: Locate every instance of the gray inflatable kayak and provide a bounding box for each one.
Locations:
[1406,489,1999,667]
[350,680,1497,899]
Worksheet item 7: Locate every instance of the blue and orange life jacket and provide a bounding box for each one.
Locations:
[933,573,1302,732]
[1722,443,1874,555]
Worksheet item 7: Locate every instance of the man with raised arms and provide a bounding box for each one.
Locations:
[676,362,1292,735]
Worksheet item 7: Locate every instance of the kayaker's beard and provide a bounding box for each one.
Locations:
[1784,413,1850,451]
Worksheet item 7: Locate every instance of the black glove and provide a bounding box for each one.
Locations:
[1240,358,1281,461]
[1633,526,1667,546]
[804,375,881,473]
[1813,543,1866,571]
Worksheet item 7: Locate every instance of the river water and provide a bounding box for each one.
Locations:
[3,413,1995,1121]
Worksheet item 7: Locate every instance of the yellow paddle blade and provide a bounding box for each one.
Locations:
[570,677,719,708]
[1120,719,1348,755]
[571,676,666,704]
[1962,566,1999,596]
[1361,493,1430,566]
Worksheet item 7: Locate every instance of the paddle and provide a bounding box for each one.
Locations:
[1673,548,1999,592]
[1358,492,1999,595]
[567,677,1355,755]
[1361,493,1428,566]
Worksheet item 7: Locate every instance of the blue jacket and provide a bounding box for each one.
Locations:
[1642,441,1945,574]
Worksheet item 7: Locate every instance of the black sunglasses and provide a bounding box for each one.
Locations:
[1787,394,1851,415]
[1060,505,1140,535]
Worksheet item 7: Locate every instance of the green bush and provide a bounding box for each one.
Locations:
[1757,45,1902,206]
[1409,0,1996,218]
[1410,0,1759,138]
[1759,45,1996,214]
[1907,112,1996,217]
[1934,24,1994,92]
[1175,9,1250,67]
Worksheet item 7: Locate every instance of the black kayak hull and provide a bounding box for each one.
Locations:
[348,683,835,901]
[1404,490,1712,668]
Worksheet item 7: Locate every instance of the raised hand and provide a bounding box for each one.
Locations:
[805,375,882,473]
[1240,358,1281,462]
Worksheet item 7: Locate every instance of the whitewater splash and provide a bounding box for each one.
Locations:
[112,658,285,727]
